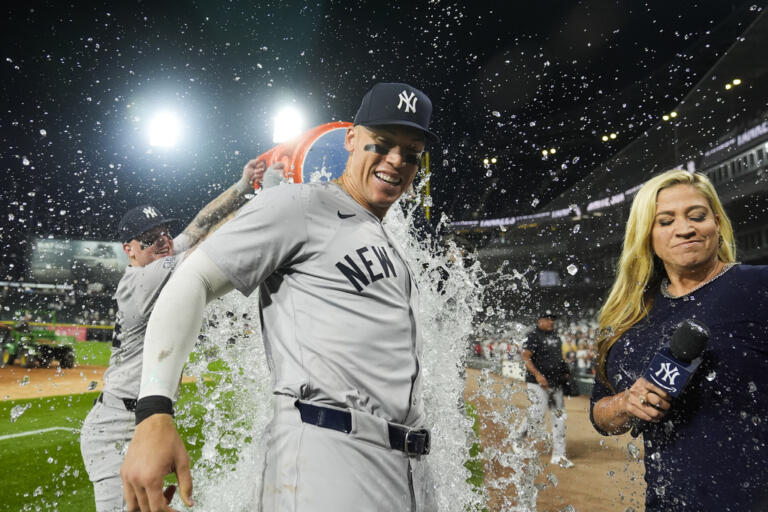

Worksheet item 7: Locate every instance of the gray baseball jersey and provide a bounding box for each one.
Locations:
[200,182,425,427]
[81,234,191,512]
[102,234,191,399]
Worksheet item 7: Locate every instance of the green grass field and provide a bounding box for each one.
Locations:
[0,384,205,512]
[74,341,112,367]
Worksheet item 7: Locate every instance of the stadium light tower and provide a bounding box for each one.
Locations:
[147,111,183,148]
[273,105,305,143]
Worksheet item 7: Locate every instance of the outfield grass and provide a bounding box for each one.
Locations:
[73,341,111,367]
[0,393,98,511]
[0,385,204,512]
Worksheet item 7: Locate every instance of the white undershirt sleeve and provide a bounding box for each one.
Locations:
[139,249,235,400]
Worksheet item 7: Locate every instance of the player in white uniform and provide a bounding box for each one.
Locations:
[80,160,270,512]
[120,82,440,511]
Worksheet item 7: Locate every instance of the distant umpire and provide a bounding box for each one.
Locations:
[79,159,268,512]
[519,310,574,468]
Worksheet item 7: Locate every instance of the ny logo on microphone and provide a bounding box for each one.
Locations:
[397,91,418,113]
[654,362,681,386]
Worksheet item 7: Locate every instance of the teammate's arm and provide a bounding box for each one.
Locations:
[181,159,267,246]
[121,250,233,511]
[521,348,549,389]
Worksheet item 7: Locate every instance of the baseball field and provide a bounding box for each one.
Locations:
[0,343,645,511]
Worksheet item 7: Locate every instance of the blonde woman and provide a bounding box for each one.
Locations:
[589,169,768,511]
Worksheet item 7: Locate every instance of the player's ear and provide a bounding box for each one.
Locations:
[344,126,357,153]
[122,242,133,258]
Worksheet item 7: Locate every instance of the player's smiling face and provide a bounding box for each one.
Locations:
[340,125,425,219]
[122,225,175,267]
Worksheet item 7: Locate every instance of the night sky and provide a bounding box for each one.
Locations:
[1,0,765,279]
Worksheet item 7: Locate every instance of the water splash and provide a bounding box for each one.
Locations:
[173,179,497,511]
[10,403,31,422]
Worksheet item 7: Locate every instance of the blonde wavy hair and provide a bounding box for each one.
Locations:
[595,169,736,388]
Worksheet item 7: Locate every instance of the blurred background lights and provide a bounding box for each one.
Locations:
[273,105,305,143]
[725,78,742,90]
[147,111,182,148]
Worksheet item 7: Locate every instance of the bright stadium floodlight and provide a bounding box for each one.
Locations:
[273,105,305,143]
[147,111,182,148]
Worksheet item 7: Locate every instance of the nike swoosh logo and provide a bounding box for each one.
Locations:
[337,211,356,219]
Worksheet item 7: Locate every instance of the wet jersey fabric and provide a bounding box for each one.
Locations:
[102,234,191,400]
[200,182,425,427]
[590,264,768,511]
[523,328,565,384]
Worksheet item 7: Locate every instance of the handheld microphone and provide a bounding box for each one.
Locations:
[631,319,710,437]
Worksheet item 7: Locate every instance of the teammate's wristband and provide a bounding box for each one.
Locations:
[135,395,174,425]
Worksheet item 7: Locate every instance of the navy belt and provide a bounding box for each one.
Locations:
[96,392,137,412]
[295,401,430,456]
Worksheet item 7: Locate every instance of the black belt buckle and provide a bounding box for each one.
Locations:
[404,428,430,456]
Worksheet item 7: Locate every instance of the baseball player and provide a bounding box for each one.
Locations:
[518,310,574,468]
[120,82,440,511]
[80,159,272,512]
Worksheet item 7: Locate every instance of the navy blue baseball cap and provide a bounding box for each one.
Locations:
[354,82,440,144]
[118,205,177,243]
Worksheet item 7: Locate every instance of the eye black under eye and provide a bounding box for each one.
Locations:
[364,144,421,165]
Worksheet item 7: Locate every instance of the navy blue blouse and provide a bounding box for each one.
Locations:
[590,264,768,511]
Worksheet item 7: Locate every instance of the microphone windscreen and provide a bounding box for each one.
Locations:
[670,319,710,362]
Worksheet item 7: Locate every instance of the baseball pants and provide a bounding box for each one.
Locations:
[259,395,436,512]
[80,395,135,512]
[521,383,567,457]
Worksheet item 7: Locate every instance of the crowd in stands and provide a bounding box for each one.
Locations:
[472,316,598,377]
[1,285,116,326]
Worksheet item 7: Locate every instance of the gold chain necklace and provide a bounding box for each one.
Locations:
[661,262,739,299]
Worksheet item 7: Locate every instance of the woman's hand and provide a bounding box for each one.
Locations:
[593,377,672,435]
[624,377,672,423]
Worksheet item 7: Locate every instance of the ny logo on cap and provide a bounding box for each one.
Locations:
[397,90,418,114]
[142,206,159,219]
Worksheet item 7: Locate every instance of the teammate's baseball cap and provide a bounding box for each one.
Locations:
[118,205,177,243]
[354,82,440,144]
[538,310,558,319]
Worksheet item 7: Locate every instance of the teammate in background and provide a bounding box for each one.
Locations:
[518,310,574,468]
[121,82,439,511]
[80,159,272,512]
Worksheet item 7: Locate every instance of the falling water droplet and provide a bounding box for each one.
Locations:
[627,442,640,460]
[567,264,578,275]
[10,404,31,422]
